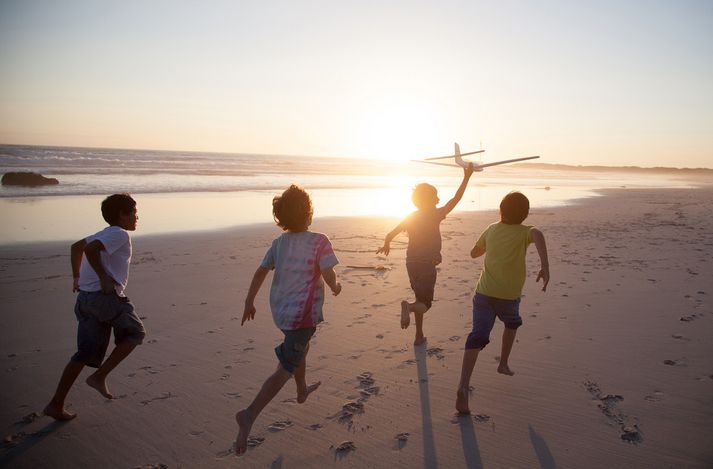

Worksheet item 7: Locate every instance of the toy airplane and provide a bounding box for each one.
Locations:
[415,143,539,170]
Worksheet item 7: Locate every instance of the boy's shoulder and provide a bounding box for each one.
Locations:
[87,225,130,241]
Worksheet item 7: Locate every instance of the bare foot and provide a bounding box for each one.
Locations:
[43,403,77,421]
[413,335,427,346]
[235,409,254,455]
[497,363,514,376]
[455,387,470,414]
[297,381,321,403]
[86,374,113,399]
[400,301,410,329]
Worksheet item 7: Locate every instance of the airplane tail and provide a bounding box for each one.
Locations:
[454,142,465,167]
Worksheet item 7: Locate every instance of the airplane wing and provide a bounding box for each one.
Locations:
[472,156,539,169]
[413,142,540,169]
[423,149,485,161]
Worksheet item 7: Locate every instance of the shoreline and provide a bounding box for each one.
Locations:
[1,186,712,467]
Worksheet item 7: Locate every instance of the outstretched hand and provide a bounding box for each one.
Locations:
[536,268,550,292]
[376,245,390,256]
[464,162,475,178]
[242,303,256,325]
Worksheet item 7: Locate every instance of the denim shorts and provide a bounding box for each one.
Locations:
[71,291,146,368]
[275,327,316,373]
[406,261,437,309]
[465,292,522,350]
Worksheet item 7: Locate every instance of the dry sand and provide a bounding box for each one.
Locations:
[1,187,712,468]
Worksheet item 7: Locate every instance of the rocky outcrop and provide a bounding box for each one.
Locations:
[2,172,59,186]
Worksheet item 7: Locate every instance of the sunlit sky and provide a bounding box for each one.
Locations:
[1,1,712,167]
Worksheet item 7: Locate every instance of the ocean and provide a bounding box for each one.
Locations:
[0,144,699,244]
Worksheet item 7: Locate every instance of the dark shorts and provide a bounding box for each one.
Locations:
[71,291,146,368]
[406,261,437,309]
[275,327,316,373]
[465,292,522,350]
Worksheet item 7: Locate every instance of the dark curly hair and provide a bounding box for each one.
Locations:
[272,185,313,232]
[101,193,136,225]
[499,191,529,224]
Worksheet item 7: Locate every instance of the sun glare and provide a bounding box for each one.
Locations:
[353,104,445,161]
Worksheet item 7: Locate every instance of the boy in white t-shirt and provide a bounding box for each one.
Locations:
[235,185,341,455]
[44,194,146,421]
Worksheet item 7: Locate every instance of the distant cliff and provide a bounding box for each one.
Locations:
[2,172,59,186]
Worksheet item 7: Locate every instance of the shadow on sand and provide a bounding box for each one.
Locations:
[529,424,557,469]
[456,413,484,469]
[415,346,438,469]
[0,419,68,467]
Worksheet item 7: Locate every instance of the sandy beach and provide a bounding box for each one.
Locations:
[1,186,712,468]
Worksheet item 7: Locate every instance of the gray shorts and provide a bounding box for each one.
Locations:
[71,291,146,368]
[274,327,316,373]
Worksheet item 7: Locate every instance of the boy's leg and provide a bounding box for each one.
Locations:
[497,328,517,376]
[86,342,137,399]
[456,293,496,413]
[411,302,429,345]
[44,360,85,420]
[86,297,146,398]
[495,298,522,376]
[293,343,321,403]
[236,364,292,454]
[456,348,480,414]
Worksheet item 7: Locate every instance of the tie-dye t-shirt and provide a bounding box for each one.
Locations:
[260,231,339,330]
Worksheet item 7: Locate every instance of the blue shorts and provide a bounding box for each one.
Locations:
[71,291,146,368]
[275,327,316,373]
[406,261,437,309]
[465,293,522,350]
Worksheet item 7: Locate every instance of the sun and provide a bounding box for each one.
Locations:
[352,103,446,161]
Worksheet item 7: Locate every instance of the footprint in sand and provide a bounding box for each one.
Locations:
[644,391,664,402]
[472,414,491,423]
[267,420,293,432]
[130,464,167,469]
[333,441,356,453]
[663,359,686,366]
[394,432,409,450]
[140,392,175,406]
[583,380,642,444]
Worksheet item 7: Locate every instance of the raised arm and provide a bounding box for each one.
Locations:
[70,239,87,292]
[531,228,550,291]
[242,266,270,325]
[321,266,342,296]
[84,239,115,294]
[376,221,405,256]
[442,163,475,215]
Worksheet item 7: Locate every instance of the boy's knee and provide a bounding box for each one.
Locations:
[504,320,522,330]
[465,333,489,350]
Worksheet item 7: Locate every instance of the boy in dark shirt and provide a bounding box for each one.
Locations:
[377,164,474,345]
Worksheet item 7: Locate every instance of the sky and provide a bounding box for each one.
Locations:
[1,0,712,168]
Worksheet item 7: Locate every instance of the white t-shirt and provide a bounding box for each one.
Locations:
[78,225,132,296]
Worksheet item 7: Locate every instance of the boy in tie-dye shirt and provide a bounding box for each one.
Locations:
[235,185,341,455]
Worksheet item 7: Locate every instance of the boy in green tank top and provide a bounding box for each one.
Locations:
[456,191,550,414]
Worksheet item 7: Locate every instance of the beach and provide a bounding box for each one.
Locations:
[1,186,712,468]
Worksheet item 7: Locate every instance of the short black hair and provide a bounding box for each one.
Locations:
[272,185,313,232]
[101,193,136,225]
[412,183,438,209]
[499,191,529,224]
